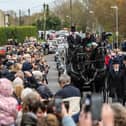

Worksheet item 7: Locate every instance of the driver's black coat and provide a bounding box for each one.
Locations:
[67,34,82,49]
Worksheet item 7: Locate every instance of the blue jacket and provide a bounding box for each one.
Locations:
[55,84,81,98]
[62,116,76,126]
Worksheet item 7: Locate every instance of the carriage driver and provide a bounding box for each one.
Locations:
[82,32,96,50]
[67,25,82,49]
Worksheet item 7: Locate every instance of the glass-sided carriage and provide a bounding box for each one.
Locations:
[65,43,107,95]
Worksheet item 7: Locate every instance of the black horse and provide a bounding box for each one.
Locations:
[66,43,107,94]
[90,45,107,92]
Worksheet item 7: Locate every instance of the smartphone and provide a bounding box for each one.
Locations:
[84,94,91,113]
[84,94,103,121]
[54,98,62,113]
[91,94,103,121]
[63,101,69,113]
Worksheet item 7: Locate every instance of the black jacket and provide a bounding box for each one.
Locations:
[36,84,53,99]
[107,69,124,98]
[1,69,16,81]
[82,37,92,47]
[67,34,81,49]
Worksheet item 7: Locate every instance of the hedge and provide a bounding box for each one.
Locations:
[0,26,37,45]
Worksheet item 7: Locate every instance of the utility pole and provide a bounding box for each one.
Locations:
[15,13,17,26]
[43,3,48,41]
[28,8,31,25]
[19,9,21,25]
[111,6,119,48]
[43,3,46,41]
[115,7,119,48]
[28,8,30,17]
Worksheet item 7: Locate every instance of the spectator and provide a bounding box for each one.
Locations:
[34,101,47,121]
[37,114,59,126]
[101,103,126,126]
[16,88,35,126]
[107,58,125,103]
[13,82,24,111]
[55,74,81,122]
[15,71,24,81]
[13,76,24,87]
[105,51,111,70]
[61,103,76,126]
[22,61,33,72]
[79,111,92,126]
[2,62,16,81]
[0,78,17,125]
[20,91,40,126]
[21,88,33,101]
[33,70,53,99]
[23,71,39,89]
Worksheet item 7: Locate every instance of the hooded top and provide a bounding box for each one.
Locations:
[0,78,17,125]
[0,78,13,97]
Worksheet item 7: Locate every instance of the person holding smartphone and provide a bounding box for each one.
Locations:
[55,74,81,123]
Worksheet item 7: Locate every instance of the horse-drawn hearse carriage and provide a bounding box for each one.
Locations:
[65,41,107,97]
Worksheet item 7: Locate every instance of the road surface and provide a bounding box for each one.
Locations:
[45,54,60,94]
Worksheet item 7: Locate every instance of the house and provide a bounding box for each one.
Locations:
[0,10,5,27]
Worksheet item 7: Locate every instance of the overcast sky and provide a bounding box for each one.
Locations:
[0,0,53,13]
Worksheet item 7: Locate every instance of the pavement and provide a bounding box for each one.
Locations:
[45,54,60,94]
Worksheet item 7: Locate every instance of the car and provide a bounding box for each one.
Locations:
[48,40,58,54]
[0,46,6,56]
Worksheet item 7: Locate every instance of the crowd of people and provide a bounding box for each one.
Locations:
[0,31,126,126]
[0,42,53,125]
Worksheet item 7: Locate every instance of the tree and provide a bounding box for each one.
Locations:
[33,14,61,30]
[90,0,126,38]
[53,0,88,31]
[46,15,61,30]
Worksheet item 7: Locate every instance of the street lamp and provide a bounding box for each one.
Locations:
[66,15,71,28]
[70,0,72,26]
[89,11,95,33]
[111,6,119,48]
[89,10,94,14]
[89,10,98,33]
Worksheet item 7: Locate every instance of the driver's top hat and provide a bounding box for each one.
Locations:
[71,25,76,32]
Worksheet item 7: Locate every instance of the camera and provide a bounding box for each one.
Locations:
[84,94,103,121]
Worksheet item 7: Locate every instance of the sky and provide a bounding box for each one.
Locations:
[0,0,53,14]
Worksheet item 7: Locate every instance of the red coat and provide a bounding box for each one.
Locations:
[105,55,111,66]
